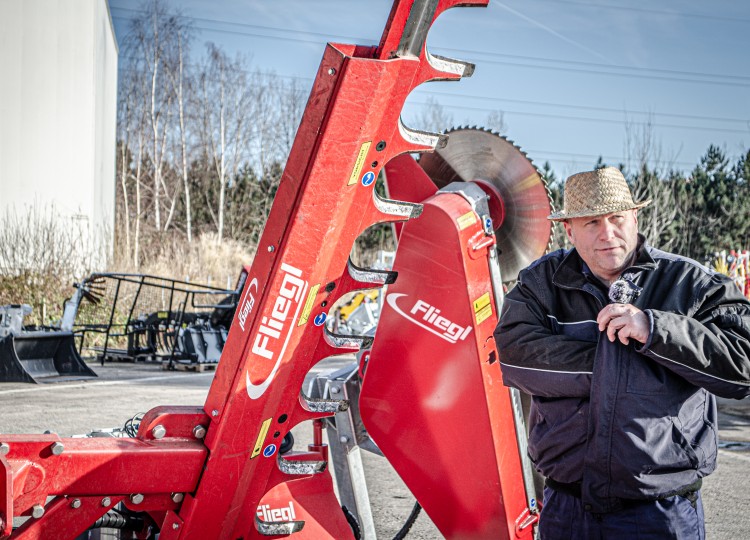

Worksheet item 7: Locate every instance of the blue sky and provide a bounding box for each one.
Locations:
[109,0,750,180]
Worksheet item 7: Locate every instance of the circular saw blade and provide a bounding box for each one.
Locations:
[418,127,553,282]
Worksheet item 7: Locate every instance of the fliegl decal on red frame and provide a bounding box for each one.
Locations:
[386,293,472,344]
[245,263,308,400]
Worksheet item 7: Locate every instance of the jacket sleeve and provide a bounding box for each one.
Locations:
[638,272,750,399]
[494,267,595,398]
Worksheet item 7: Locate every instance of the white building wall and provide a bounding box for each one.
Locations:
[0,0,118,270]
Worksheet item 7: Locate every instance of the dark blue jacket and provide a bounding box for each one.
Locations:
[495,237,750,513]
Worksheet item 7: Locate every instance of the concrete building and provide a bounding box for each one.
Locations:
[0,0,118,271]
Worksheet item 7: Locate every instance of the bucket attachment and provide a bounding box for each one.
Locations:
[0,331,97,383]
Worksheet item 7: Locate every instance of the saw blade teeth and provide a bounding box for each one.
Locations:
[417,126,557,277]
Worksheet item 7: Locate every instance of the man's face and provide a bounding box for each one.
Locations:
[563,210,639,285]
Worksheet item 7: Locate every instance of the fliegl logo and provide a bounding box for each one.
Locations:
[237,277,259,331]
[257,501,296,522]
[245,263,308,400]
[386,293,472,344]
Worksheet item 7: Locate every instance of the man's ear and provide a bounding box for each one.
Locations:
[563,221,575,245]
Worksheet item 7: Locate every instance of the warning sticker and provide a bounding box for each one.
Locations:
[457,211,477,230]
[473,292,493,325]
[348,141,372,186]
[298,283,321,326]
[251,418,272,459]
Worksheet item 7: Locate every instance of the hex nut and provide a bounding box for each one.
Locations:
[130,493,144,504]
[101,497,111,507]
[70,499,82,509]
[171,492,184,503]
[192,425,207,439]
[0,443,9,455]
[172,522,180,530]
[152,425,166,439]
[31,505,44,519]
[50,442,64,455]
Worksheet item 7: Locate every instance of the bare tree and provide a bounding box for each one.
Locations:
[196,44,253,243]
[163,17,195,241]
[624,115,679,250]
[412,95,455,133]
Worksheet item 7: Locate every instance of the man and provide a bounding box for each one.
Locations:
[494,166,750,539]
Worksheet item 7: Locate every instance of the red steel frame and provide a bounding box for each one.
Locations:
[0,1,540,538]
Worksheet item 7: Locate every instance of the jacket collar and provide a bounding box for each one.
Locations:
[552,234,656,290]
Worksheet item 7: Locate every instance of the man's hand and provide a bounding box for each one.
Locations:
[596,304,650,345]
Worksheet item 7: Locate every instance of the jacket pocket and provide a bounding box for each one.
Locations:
[626,354,668,395]
[528,397,589,477]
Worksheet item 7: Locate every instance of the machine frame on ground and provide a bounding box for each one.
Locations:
[0,1,551,538]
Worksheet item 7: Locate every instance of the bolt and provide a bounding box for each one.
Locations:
[340,435,349,444]
[31,505,44,519]
[193,425,207,439]
[267,245,275,252]
[172,522,180,530]
[101,497,111,507]
[130,493,144,505]
[211,409,219,417]
[328,67,336,75]
[171,492,184,503]
[0,443,9,455]
[71,499,81,509]
[50,442,64,455]
[330,386,340,394]
[152,425,166,439]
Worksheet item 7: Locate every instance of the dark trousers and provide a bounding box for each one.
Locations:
[539,487,705,540]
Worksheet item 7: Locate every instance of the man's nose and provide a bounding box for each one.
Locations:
[598,220,616,240]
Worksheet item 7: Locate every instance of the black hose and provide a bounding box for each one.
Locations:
[392,502,422,540]
[89,509,145,531]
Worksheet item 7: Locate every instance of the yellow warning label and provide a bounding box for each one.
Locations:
[473,292,493,325]
[298,283,321,326]
[348,141,372,185]
[457,211,477,230]
[251,418,272,459]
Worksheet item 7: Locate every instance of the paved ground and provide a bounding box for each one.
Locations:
[0,360,748,539]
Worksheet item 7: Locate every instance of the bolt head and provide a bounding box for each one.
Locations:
[171,492,185,503]
[330,386,340,394]
[0,443,9,455]
[50,442,64,455]
[192,425,207,439]
[130,493,144,505]
[328,67,336,75]
[31,504,45,519]
[267,245,275,252]
[211,409,219,417]
[152,424,166,439]
[101,497,111,507]
[172,522,180,530]
[70,499,81,509]
[340,435,349,444]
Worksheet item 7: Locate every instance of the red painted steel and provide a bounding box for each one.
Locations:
[360,190,535,539]
[171,2,488,538]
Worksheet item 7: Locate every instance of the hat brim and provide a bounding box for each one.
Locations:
[547,199,651,222]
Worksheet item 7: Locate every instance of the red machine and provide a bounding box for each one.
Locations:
[0,1,552,538]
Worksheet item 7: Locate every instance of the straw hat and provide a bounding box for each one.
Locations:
[548,166,651,221]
